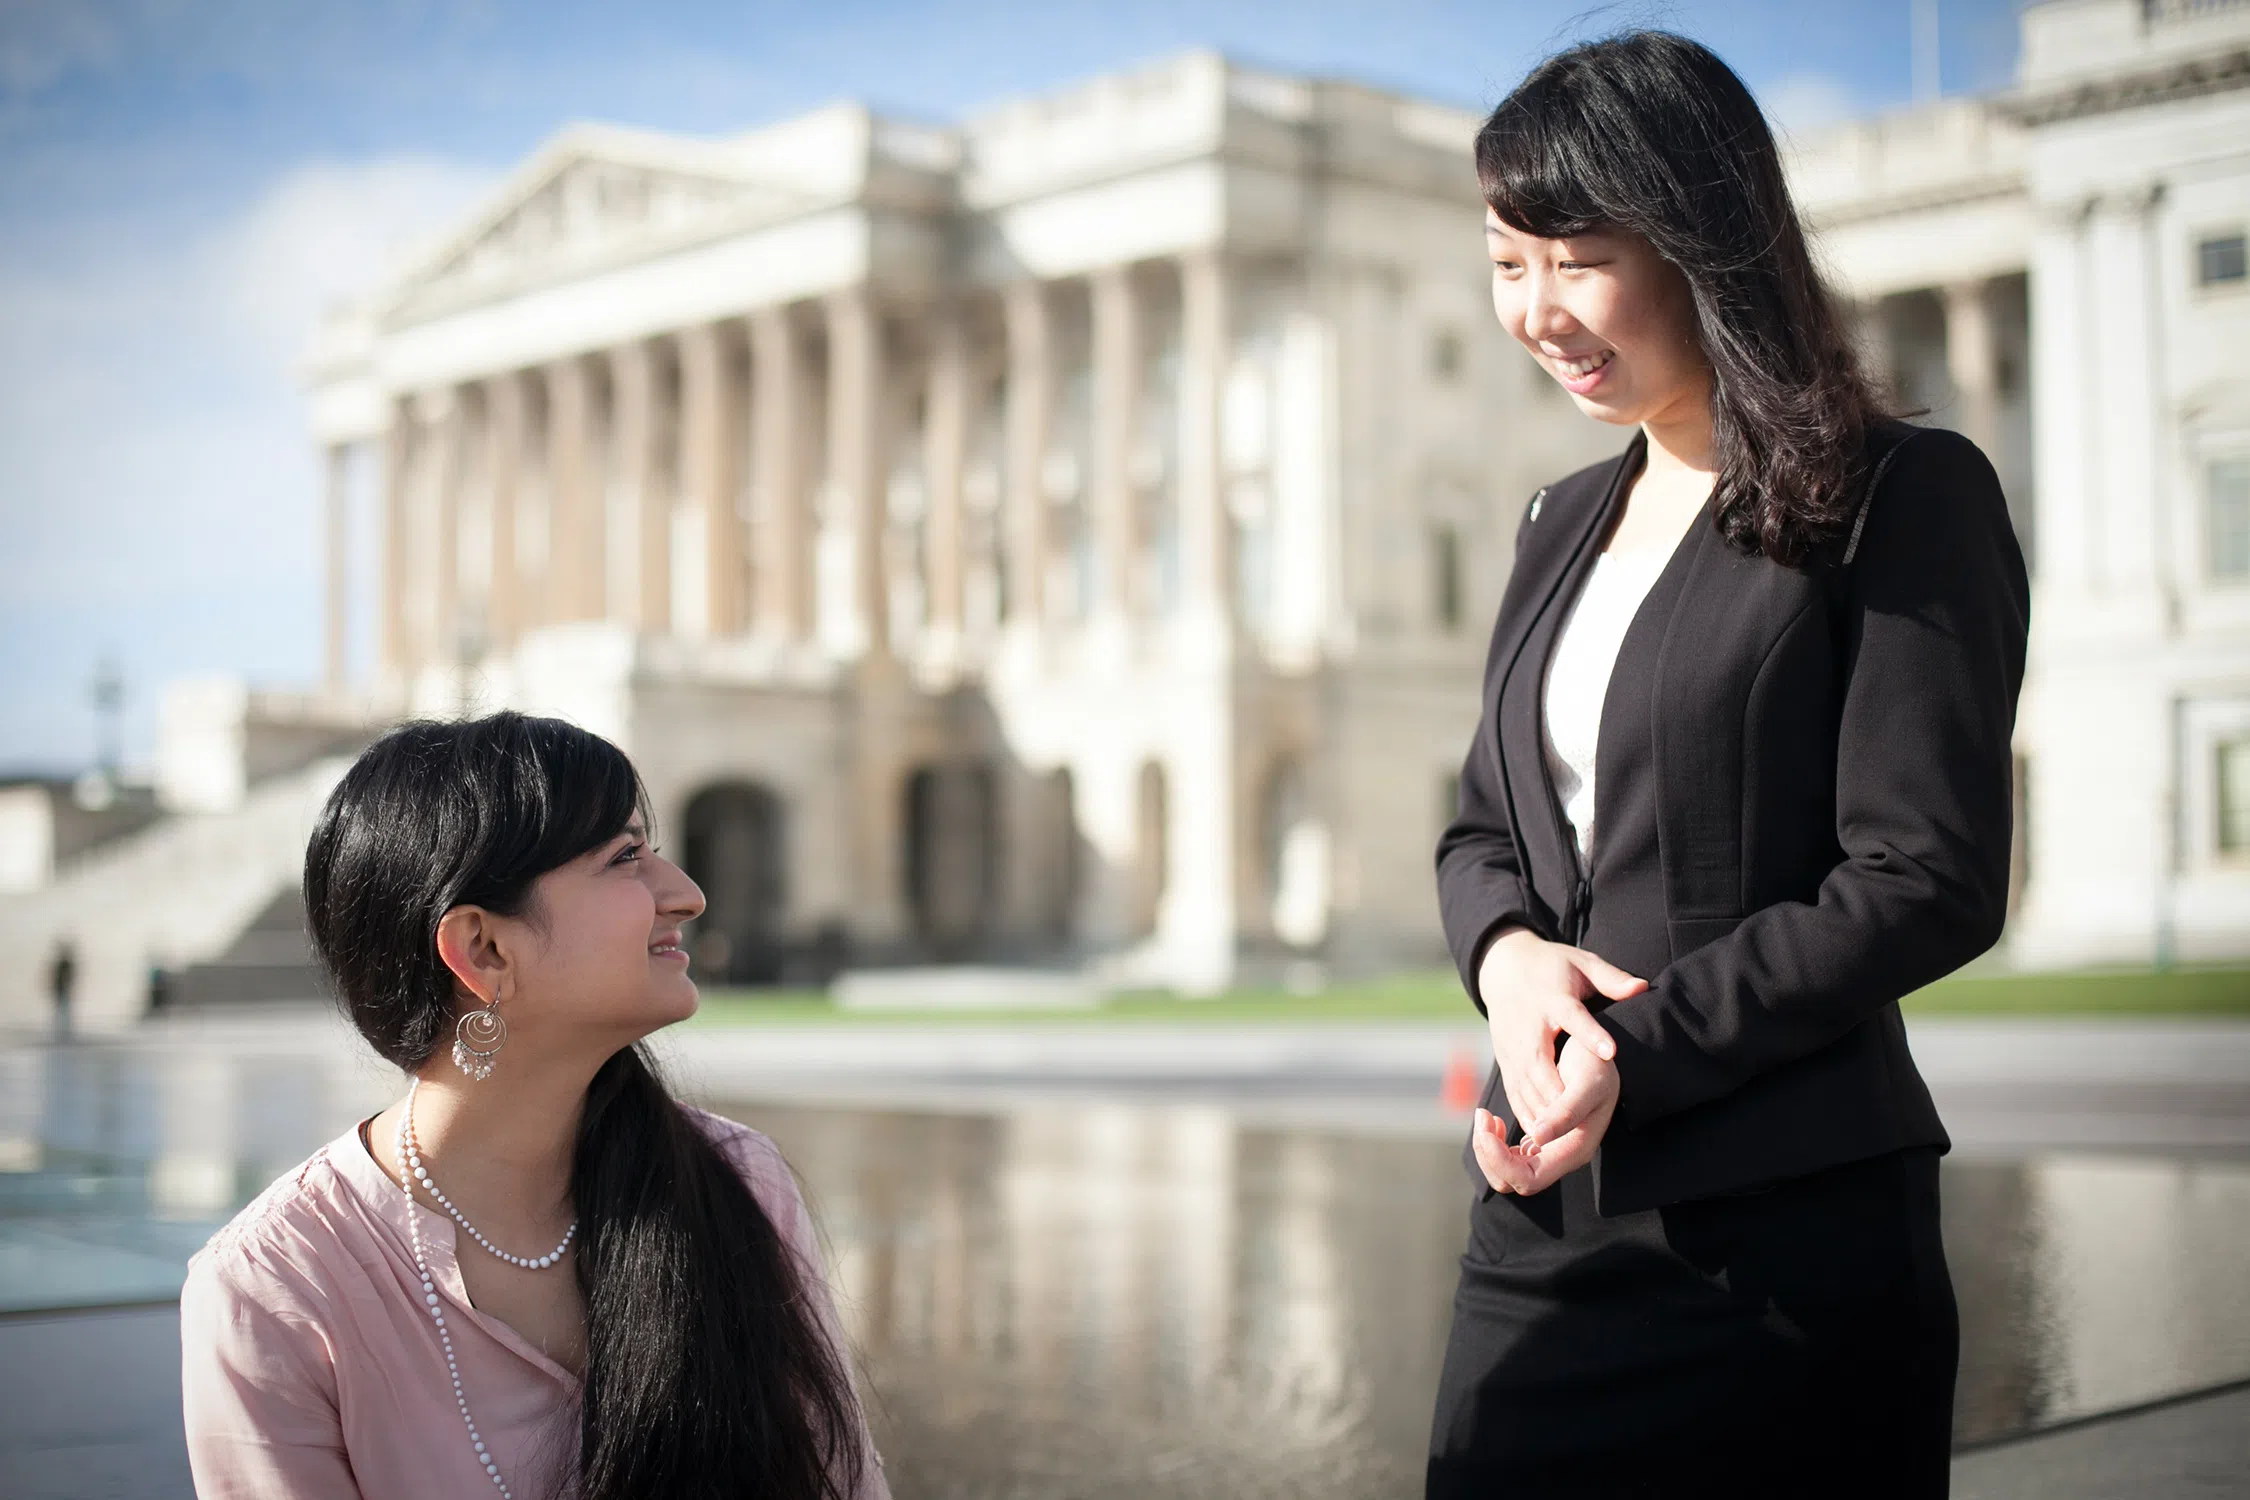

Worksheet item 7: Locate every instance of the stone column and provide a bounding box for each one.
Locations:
[381,402,411,678]
[545,355,599,622]
[1090,264,1142,618]
[1943,278,2002,462]
[609,339,670,633]
[324,443,350,693]
[2087,187,2164,596]
[1002,281,1053,628]
[1857,296,1899,407]
[678,321,742,638]
[485,373,524,648]
[923,305,971,650]
[415,388,462,676]
[750,306,811,639]
[825,288,888,658]
[1177,251,1231,626]
[1165,249,1240,992]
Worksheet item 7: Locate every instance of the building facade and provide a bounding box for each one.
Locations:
[298,1,2250,992]
[1794,0,2250,966]
[304,54,1618,992]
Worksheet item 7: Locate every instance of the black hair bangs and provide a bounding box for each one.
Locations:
[1475,75,1614,240]
[451,713,655,915]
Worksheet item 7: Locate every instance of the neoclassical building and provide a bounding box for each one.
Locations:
[301,53,1618,992]
[290,0,2250,994]
[1789,0,2250,967]
[5,0,2243,1029]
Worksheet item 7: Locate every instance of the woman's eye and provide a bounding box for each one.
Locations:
[614,842,643,864]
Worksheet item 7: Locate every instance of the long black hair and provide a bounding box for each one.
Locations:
[302,710,865,1500]
[1478,30,1891,566]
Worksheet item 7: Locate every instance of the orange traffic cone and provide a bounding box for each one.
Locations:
[1440,1048,1481,1114]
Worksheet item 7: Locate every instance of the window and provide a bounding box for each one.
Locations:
[2219,738,2250,857]
[2198,232,2248,288]
[2209,458,2250,582]
[1430,522,1463,631]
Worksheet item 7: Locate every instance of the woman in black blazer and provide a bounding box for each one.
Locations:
[1426,33,2029,1500]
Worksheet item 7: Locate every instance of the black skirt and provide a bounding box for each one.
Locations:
[1426,1147,1958,1500]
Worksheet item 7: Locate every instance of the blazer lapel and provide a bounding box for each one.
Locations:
[1645,495,1764,921]
[1491,433,1644,928]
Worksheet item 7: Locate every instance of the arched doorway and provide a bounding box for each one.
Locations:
[681,782,787,983]
[1046,766,1079,943]
[904,762,999,958]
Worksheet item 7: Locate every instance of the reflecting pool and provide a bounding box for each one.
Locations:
[734,1101,2250,1498]
[2,1034,2247,1498]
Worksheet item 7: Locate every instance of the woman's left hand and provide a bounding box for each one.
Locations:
[1469,1034,1620,1196]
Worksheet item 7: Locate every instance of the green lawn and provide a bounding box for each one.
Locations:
[689,962,2250,1026]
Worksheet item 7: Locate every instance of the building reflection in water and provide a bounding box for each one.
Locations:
[752,1102,1462,1499]
[1945,1155,2250,1443]
[1,1040,2245,1494]
[733,1100,2250,1497]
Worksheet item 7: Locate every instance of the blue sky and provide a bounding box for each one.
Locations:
[0,0,2023,774]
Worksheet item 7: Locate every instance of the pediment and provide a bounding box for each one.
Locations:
[400,128,819,302]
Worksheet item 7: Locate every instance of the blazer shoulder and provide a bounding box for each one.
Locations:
[1861,423,2013,542]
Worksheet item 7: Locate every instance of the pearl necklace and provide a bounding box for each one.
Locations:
[395,1085,514,1499]
[401,1078,578,1270]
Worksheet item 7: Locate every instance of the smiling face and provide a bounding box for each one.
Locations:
[437,817,708,1064]
[1484,211,1712,434]
[525,818,705,1037]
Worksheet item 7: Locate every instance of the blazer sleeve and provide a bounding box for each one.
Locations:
[1600,430,2031,1128]
[1436,494,1549,1013]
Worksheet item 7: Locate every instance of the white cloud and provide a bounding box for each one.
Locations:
[212,155,494,361]
[0,153,493,769]
[1760,71,1861,143]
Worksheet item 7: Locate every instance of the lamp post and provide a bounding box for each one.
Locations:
[90,653,123,789]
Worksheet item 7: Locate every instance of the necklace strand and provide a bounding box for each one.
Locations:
[400,1078,578,1270]
[397,1080,514,1498]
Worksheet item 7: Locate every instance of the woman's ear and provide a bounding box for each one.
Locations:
[434,906,511,1010]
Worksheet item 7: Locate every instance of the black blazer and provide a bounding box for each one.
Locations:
[1437,420,2030,1216]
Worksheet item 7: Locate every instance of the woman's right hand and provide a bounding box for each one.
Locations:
[1477,924,1645,1140]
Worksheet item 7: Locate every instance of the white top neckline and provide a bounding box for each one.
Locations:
[1540,546,1677,870]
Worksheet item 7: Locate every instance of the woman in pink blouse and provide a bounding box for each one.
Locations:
[180,711,888,1500]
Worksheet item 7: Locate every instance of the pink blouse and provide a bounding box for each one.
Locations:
[180,1106,889,1499]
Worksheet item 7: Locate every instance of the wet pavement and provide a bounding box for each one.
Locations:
[3,1012,2248,1498]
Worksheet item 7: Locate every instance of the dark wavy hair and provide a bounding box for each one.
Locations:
[1478,30,1891,566]
[302,711,865,1500]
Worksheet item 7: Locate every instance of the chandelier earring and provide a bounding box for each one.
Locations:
[452,988,507,1082]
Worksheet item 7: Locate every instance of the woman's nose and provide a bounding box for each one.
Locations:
[1522,279,1574,343]
[656,856,706,921]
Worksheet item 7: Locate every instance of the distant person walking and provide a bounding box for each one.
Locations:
[47,938,75,1041]
[1429,32,2027,1498]
[179,712,887,1500]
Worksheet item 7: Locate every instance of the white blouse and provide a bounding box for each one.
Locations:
[1540,547,1675,867]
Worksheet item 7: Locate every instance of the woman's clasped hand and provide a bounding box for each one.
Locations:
[1470,925,1645,1195]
